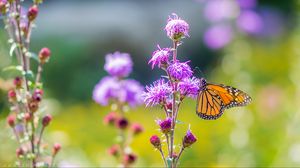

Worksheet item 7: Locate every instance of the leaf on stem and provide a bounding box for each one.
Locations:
[2,65,23,72]
[9,43,17,57]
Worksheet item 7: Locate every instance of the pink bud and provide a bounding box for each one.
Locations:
[16,148,24,158]
[131,123,143,135]
[150,135,161,149]
[107,145,119,156]
[103,112,118,125]
[7,115,15,127]
[29,100,39,113]
[123,153,137,165]
[8,89,17,102]
[42,114,52,127]
[39,48,51,64]
[27,5,38,21]
[116,117,129,130]
[24,113,32,122]
[13,77,22,89]
[52,143,61,155]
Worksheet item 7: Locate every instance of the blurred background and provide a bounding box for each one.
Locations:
[1,0,300,167]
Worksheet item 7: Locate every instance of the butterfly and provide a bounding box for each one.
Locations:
[196,78,252,120]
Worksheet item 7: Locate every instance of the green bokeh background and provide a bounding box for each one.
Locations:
[1,0,300,167]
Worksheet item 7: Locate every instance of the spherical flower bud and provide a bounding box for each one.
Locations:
[52,143,61,155]
[29,100,39,113]
[32,92,42,102]
[107,144,119,156]
[165,13,190,41]
[7,115,15,127]
[157,117,172,134]
[104,51,133,78]
[39,47,51,64]
[167,61,193,81]
[42,114,52,127]
[16,148,24,158]
[123,153,137,165]
[148,45,171,69]
[13,77,22,89]
[182,129,197,148]
[150,135,161,149]
[103,112,118,125]
[8,89,17,102]
[116,117,129,130]
[131,123,143,135]
[172,152,178,159]
[27,5,38,21]
[24,113,32,122]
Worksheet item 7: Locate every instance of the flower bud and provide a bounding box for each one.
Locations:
[13,77,22,89]
[8,89,17,102]
[123,153,137,165]
[157,117,172,134]
[150,135,161,149]
[116,117,129,130]
[16,148,24,158]
[42,114,52,127]
[27,5,38,21]
[39,47,51,64]
[28,100,39,113]
[34,89,44,96]
[103,112,118,125]
[32,92,42,102]
[52,143,61,156]
[182,129,197,148]
[7,115,15,127]
[131,123,143,135]
[24,113,32,122]
[107,145,119,156]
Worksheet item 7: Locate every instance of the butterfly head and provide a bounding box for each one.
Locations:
[199,78,207,91]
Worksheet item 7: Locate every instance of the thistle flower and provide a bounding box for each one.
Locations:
[150,135,161,149]
[149,45,171,69]
[143,79,172,107]
[27,5,38,21]
[165,13,190,41]
[157,117,172,134]
[178,77,200,98]
[93,76,121,106]
[122,79,144,107]
[203,24,233,49]
[167,61,193,81]
[104,52,133,78]
[182,129,197,148]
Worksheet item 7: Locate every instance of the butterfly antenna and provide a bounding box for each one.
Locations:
[193,66,205,78]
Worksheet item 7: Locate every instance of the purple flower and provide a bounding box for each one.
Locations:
[237,10,263,35]
[167,61,193,81]
[93,76,121,105]
[178,77,200,98]
[148,45,171,69]
[237,0,257,9]
[165,13,189,40]
[182,129,197,148]
[156,117,172,134]
[122,79,144,107]
[143,79,172,107]
[203,24,233,49]
[204,0,239,22]
[104,52,133,78]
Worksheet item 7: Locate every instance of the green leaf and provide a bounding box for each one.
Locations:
[2,65,23,72]
[166,157,173,168]
[9,43,17,57]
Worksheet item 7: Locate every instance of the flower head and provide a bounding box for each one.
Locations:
[156,117,172,134]
[182,129,197,148]
[165,13,190,41]
[143,79,172,107]
[178,77,200,98]
[150,135,161,149]
[7,115,15,127]
[131,123,144,135]
[204,24,233,49]
[52,143,61,155]
[42,114,52,127]
[39,47,51,64]
[104,52,133,78]
[121,79,144,107]
[149,45,171,69]
[8,89,17,102]
[167,61,193,81]
[123,153,137,165]
[108,144,120,156]
[116,117,129,130]
[27,5,38,21]
[13,77,22,89]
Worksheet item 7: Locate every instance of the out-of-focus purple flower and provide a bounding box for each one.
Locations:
[93,76,121,106]
[104,52,133,78]
[165,13,189,41]
[237,10,263,34]
[203,24,233,49]
[156,117,172,134]
[149,45,171,69]
[237,0,257,9]
[178,77,200,98]
[204,0,239,22]
[182,129,197,148]
[258,8,285,37]
[167,61,193,81]
[143,79,172,107]
[122,79,144,107]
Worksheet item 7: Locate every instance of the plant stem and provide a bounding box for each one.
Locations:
[30,119,36,168]
[36,126,45,155]
[159,148,168,167]
[35,63,43,85]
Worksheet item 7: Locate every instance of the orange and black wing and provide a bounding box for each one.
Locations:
[196,83,251,120]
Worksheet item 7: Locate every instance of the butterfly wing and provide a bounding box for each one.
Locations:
[196,83,251,120]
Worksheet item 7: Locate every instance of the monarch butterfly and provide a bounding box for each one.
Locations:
[196,78,252,120]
